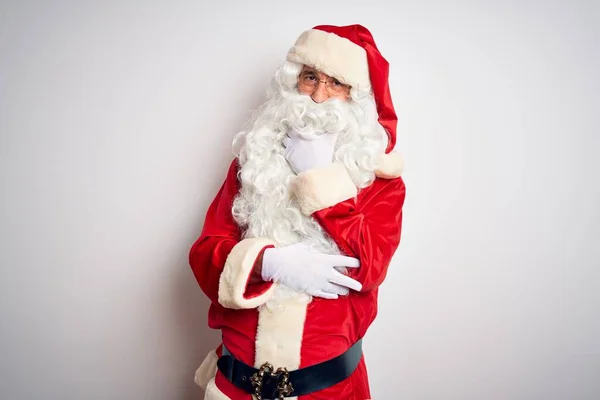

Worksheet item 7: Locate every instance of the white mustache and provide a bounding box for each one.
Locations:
[282,94,350,136]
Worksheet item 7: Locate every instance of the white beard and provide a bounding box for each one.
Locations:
[231,85,386,306]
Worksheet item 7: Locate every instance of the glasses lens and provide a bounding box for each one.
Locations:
[328,82,343,94]
[300,72,317,88]
[298,71,351,95]
[328,80,349,95]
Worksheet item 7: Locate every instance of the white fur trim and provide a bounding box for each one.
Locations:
[203,378,230,400]
[194,350,218,390]
[218,238,277,309]
[287,29,371,91]
[375,151,404,179]
[255,296,308,400]
[289,163,357,215]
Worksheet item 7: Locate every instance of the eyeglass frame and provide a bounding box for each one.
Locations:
[297,67,352,97]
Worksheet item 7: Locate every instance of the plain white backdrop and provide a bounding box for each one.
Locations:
[1,1,598,399]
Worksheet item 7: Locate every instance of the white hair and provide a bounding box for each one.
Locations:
[231,61,387,306]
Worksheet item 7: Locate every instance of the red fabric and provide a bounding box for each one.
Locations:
[189,159,406,399]
[313,175,405,292]
[313,24,398,154]
[243,245,273,299]
[189,159,274,305]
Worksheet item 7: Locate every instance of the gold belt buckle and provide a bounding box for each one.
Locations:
[250,362,294,400]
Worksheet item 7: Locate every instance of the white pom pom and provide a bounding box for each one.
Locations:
[375,151,404,179]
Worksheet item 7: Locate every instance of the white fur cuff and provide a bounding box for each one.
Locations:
[218,238,277,309]
[290,163,357,215]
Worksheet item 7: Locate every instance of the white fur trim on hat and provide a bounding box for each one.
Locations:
[375,151,404,179]
[218,238,277,309]
[289,162,358,215]
[287,29,371,91]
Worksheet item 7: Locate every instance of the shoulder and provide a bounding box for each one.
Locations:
[224,157,242,184]
[226,157,241,176]
[354,176,406,212]
[215,158,242,199]
[361,175,405,198]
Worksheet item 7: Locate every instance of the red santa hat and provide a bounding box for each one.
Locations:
[286,24,404,179]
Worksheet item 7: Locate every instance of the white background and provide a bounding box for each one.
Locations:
[1,1,598,399]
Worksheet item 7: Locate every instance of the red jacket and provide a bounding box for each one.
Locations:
[190,158,405,399]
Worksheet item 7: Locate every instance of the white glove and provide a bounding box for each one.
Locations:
[261,242,362,299]
[282,130,339,174]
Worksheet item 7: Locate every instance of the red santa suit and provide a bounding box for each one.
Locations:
[189,25,406,400]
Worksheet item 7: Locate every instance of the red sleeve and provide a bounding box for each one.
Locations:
[312,177,406,291]
[188,159,275,308]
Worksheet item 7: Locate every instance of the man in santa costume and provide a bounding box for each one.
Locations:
[189,24,406,400]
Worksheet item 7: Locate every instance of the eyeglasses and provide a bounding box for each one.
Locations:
[297,70,351,96]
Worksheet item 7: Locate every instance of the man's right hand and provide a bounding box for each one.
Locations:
[282,130,340,175]
[261,242,362,299]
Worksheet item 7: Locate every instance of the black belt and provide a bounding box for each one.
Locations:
[217,339,363,399]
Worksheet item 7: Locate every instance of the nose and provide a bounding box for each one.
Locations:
[311,82,329,103]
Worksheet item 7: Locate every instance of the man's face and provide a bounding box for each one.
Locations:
[297,65,351,103]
